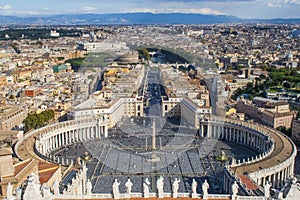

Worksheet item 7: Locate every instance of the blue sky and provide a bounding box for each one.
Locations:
[0,0,299,19]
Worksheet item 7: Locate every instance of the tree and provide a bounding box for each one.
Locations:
[282,81,291,89]
[259,74,266,80]
[23,114,38,132]
[23,110,55,132]
[259,63,268,71]
[138,48,150,60]
[232,87,243,100]
[36,41,43,47]
[277,126,292,137]
[38,113,46,126]
[65,57,84,71]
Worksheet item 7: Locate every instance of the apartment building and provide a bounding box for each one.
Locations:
[0,105,28,132]
[236,97,297,129]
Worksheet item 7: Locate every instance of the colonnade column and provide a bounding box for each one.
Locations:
[58,134,61,147]
[217,125,221,139]
[98,126,101,136]
[275,172,280,188]
[221,126,224,138]
[272,174,276,187]
[62,132,65,146]
[261,177,265,186]
[290,162,295,176]
[66,131,69,145]
[46,138,49,153]
[50,136,53,150]
[104,126,108,137]
[65,131,68,144]
[75,129,78,142]
[200,123,204,138]
[283,168,287,183]
[55,135,57,148]
[207,124,211,138]
[79,128,83,141]
[72,130,75,142]
[280,169,284,186]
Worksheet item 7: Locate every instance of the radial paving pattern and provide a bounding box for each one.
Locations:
[53,117,259,194]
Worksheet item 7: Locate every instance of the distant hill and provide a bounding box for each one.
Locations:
[0,13,240,25]
[254,18,300,24]
[0,13,299,25]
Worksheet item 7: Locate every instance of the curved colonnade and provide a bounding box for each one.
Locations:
[199,116,297,194]
[15,115,297,197]
[15,116,109,165]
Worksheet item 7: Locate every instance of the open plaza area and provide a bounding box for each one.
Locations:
[52,117,259,194]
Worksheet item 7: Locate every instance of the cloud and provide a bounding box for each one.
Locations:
[122,1,224,15]
[126,7,222,15]
[0,5,12,10]
[268,0,300,6]
[265,0,300,9]
[283,0,300,5]
[82,6,97,12]
[195,8,223,15]
[267,3,282,8]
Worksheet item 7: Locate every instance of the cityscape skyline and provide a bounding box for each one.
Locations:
[0,0,300,19]
[0,16,299,199]
[0,0,300,198]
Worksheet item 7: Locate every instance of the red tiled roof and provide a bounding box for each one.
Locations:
[239,175,258,190]
[13,159,32,176]
[38,162,57,171]
[38,161,59,184]
[39,168,58,184]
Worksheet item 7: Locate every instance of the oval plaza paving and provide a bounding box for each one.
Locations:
[29,114,296,197]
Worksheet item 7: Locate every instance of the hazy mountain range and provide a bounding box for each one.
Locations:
[0,13,299,25]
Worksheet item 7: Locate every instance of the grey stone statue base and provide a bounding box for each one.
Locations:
[192,193,198,198]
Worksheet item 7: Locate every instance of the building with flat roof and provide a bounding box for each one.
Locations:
[77,41,129,53]
[0,105,27,132]
[236,98,297,129]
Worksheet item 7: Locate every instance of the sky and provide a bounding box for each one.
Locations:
[0,0,299,19]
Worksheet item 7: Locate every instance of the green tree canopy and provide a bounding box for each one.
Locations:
[23,110,55,132]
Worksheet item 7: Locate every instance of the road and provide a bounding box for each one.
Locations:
[203,73,227,116]
[144,66,163,117]
[203,75,219,115]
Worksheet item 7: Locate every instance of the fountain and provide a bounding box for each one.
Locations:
[217,150,229,162]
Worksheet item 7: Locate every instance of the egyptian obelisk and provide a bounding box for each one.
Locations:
[152,119,156,150]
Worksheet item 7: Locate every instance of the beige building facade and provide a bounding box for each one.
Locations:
[236,99,296,129]
[0,105,28,131]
